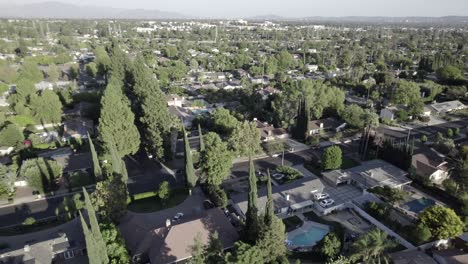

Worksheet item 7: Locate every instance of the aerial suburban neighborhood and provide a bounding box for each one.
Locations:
[0,1,467,264]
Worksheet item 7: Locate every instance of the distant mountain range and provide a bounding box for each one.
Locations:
[0,1,187,19]
[1,1,468,24]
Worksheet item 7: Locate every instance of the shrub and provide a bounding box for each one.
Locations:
[204,184,227,208]
[420,135,427,143]
[22,217,36,226]
[322,145,342,170]
[276,166,303,181]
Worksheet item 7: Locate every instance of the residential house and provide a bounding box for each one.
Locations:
[322,159,411,189]
[429,100,467,115]
[167,94,185,107]
[54,152,93,175]
[62,118,94,141]
[433,249,468,264]
[0,222,87,264]
[232,177,324,217]
[254,118,289,142]
[380,106,399,121]
[308,117,346,135]
[389,249,437,264]
[412,149,449,185]
[126,208,238,264]
[305,64,319,72]
[257,86,281,100]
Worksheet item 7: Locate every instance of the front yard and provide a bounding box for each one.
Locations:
[127,188,188,213]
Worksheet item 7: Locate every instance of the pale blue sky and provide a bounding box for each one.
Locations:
[8,0,468,18]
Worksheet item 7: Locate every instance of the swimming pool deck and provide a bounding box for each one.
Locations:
[286,220,330,247]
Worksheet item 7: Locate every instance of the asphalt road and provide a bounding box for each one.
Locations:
[0,153,175,228]
[376,119,468,140]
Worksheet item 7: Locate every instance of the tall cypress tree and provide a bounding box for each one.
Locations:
[244,155,260,243]
[80,212,97,264]
[264,169,274,227]
[82,188,109,264]
[88,133,102,180]
[198,124,205,152]
[98,77,140,157]
[183,127,196,190]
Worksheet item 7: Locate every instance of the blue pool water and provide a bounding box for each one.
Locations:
[288,226,329,247]
[403,198,435,214]
[191,109,210,115]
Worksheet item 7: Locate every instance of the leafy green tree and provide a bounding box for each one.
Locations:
[88,134,102,180]
[92,174,128,223]
[411,224,432,245]
[326,256,352,264]
[85,62,98,78]
[225,242,264,264]
[340,104,365,128]
[95,46,111,79]
[257,216,287,263]
[322,146,342,170]
[47,64,60,82]
[184,127,196,189]
[244,156,261,243]
[18,60,43,83]
[206,231,224,264]
[393,80,424,117]
[419,206,464,239]
[20,158,62,193]
[447,128,454,138]
[98,77,140,157]
[69,64,80,80]
[293,98,310,141]
[157,181,170,202]
[228,121,262,157]
[198,124,205,152]
[29,90,62,124]
[130,56,175,160]
[82,188,109,264]
[0,123,24,147]
[264,170,274,227]
[350,228,396,263]
[318,232,341,260]
[189,233,206,264]
[55,193,83,220]
[212,108,238,135]
[200,132,232,186]
[436,65,463,83]
[99,221,130,264]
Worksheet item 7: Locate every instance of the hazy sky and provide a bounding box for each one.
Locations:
[9,0,468,18]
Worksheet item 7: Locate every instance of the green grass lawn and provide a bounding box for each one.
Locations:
[127,188,188,213]
[282,215,303,232]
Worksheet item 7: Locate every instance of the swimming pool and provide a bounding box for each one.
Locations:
[403,197,435,214]
[287,223,329,247]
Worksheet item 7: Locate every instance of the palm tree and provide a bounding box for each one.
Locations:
[351,228,396,264]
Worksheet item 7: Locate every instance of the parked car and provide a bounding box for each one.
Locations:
[313,192,330,201]
[203,200,214,209]
[319,199,335,208]
[172,212,184,221]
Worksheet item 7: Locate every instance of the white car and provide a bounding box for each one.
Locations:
[172,212,184,221]
[319,199,335,208]
[272,173,285,180]
[313,192,330,201]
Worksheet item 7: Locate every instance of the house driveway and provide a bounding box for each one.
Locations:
[118,187,207,253]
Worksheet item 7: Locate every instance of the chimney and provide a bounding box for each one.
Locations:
[166,219,171,227]
[319,122,324,129]
[24,245,30,252]
[285,193,290,201]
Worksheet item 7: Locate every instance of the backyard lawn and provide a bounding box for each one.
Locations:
[127,188,188,213]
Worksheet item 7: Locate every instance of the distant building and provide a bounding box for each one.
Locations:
[254,118,289,142]
[412,149,449,185]
[232,177,324,217]
[257,86,281,100]
[380,106,400,121]
[308,117,346,135]
[167,94,185,107]
[429,100,466,115]
[389,249,437,264]
[322,159,411,189]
